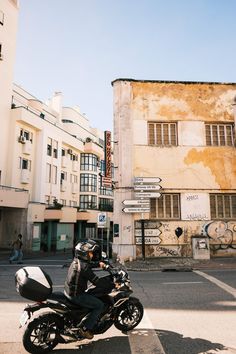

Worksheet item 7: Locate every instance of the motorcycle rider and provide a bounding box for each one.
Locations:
[64,239,108,340]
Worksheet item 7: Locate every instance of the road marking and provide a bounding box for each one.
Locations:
[162,281,203,284]
[128,310,166,354]
[194,270,236,299]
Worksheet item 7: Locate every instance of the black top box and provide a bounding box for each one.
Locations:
[15,266,53,301]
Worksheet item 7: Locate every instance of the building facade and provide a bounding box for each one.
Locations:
[112,79,236,261]
[0,1,113,253]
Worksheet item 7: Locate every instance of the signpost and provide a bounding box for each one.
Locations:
[135,192,162,198]
[134,184,161,191]
[123,199,150,206]
[121,176,162,260]
[135,236,161,245]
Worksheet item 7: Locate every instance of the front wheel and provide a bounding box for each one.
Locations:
[114,299,143,332]
[23,312,62,354]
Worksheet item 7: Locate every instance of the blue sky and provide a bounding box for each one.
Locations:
[14,0,236,132]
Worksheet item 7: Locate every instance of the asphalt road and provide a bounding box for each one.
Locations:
[0,257,235,354]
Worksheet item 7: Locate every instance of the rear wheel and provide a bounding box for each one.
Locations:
[23,312,62,354]
[114,299,143,332]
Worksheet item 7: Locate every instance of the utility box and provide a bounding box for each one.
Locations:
[192,235,210,260]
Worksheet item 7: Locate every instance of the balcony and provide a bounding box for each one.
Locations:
[21,169,30,184]
[72,183,78,194]
[22,140,32,155]
[60,180,67,192]
[84,141,103,158]
[61,156,68,168]
[0,185,29,208]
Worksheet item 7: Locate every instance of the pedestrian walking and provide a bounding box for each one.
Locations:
[9,234,23,264]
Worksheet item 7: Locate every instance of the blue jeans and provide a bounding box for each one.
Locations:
[69,293,104,330]
[10,249,23,262]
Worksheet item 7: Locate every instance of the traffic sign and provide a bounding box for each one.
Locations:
[134,177,162,184]
[102,176,112,188]
[122,207,150,213]
[134,185,161,191]
[135,229,161,237]
[136,236,161,245]
[97,212,107,228]
[123,199,150,206]
[135,192,162,198]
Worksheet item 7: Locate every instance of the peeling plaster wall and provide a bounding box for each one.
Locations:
[113,79,236,260]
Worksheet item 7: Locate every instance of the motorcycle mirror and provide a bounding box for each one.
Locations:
[101,251,107,260]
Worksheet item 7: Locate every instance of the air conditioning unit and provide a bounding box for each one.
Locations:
[18,136,26,144]
[85,137,92,143]
[67,149,73,155]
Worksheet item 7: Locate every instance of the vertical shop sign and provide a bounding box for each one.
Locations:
[104,131,112,178]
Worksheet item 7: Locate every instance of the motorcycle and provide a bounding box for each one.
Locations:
[15,257,143,354]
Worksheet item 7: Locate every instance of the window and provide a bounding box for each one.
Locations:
[205,124,234,146]
[100,160,114,178]
[19,157,31,170]
[61,149,65,156]
[45,195,50,204]
[210,194,236,219]
[47,138,52,156]
[80,173,97,192]
[53,140,58,158]
[80,153,98,171]
[71,153,78,161]
[148,122,177,146]
[60,199,66,206]
[0,11,4,25]
[0,43,2,60]
[20,129,33,142]
[150,194,180,219]
[99,198,113,212]
[52,165,57,184]
[61,171,67,182]
[99,185,113,196]
[70,174,78,183]
[80,195,97,209]
[69,200,77,207]
[46,163,51,182]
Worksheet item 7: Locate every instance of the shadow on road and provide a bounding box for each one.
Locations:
[52,336,131,354]
[157,329,227,354]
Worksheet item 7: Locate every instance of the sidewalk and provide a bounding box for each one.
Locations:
[124,256,236,271]
[1,248,236,271]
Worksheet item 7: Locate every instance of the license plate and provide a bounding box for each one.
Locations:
[19,310,29,327]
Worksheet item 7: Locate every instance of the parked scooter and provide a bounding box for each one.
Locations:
[15,255,143,354]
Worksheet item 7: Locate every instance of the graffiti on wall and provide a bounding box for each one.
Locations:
[203,221,236,250]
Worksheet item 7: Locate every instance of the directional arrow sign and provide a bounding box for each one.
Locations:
[134,177,162,184]
[122,207,150,213]
[135,192,162,198]
[134,185,161,191]
[136,236,161,245]
[135,229,161,237]
[123,199,150,206]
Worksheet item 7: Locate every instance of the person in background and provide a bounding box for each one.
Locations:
[9,234,23,264]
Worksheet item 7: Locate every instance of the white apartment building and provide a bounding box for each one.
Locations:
[0,0,113,253]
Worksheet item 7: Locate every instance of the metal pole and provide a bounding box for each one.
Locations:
[141,219,145,260]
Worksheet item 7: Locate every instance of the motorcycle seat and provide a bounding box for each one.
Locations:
[48,291,79,309]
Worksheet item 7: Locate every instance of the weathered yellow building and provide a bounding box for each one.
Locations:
[112,79,236,260]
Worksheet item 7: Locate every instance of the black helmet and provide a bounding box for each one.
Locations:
[75,239,100,262]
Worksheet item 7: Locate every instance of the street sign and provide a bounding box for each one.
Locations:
[136,236,161,245]
[122,207,150,213]
[134,185,161,191]
[134,177,162,184]
[135,229,161,237]
[123,199,150,206]
[135,192,162,198]
[102,176,112,188]
[97,212,107,228]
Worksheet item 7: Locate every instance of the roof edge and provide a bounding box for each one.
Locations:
[111,78,236,86]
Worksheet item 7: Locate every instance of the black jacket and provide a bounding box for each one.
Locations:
[64,258,100,297]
